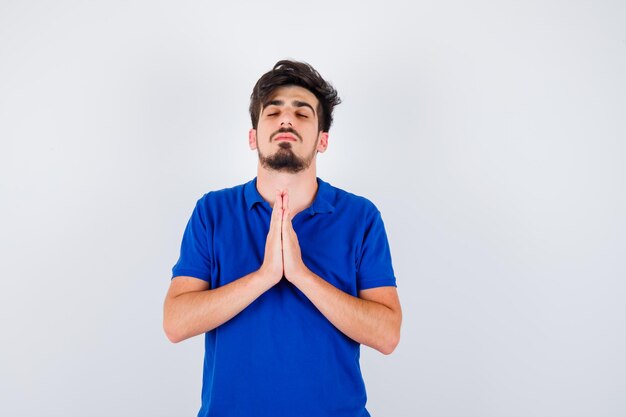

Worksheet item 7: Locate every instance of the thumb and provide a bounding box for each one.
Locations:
[282,207,291,229]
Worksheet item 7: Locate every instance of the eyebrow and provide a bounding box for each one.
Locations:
[263,99,316,116]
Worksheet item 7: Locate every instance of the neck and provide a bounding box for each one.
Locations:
[256,163,319,216]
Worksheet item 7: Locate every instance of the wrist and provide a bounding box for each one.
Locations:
[286,264,312,286]
[256,266,282,286]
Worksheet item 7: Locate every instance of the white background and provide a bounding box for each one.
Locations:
[1,1,625,416]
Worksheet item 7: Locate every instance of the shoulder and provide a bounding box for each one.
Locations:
[196,180,252,207]
[190,180,254,222]
[320,178,380,217]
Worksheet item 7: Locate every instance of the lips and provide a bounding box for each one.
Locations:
[271,128,301,142]
[274,135,297,142]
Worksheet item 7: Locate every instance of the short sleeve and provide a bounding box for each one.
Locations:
[356,209,397,291]
[171,196,213,282]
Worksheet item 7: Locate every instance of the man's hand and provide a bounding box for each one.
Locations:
[258,190,285,285]
[165,194,290,343]
[276,190,401,354]
[281,191,310,283]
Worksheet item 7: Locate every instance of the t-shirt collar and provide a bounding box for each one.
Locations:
[244,178,265,210]
[244,177,335,215]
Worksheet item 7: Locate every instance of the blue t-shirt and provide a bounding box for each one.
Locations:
[172,177,396,417]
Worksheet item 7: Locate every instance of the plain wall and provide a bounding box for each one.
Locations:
[1,0,625,416]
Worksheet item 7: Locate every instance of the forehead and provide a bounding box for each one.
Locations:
[266,85,319,107]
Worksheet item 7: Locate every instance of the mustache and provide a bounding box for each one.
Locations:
[270,127,302,142]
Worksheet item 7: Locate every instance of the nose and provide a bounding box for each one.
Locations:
[280,112,293,127]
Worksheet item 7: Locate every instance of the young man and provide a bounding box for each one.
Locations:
[164,60,402,417]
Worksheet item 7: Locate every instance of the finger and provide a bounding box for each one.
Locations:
[271,190,282,229]
[282,209,298,250]
[283,190,289,211]
[283,210,297,242]
[281,191,290,224]
[276,190,284,209]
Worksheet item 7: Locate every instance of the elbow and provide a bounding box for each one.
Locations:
[379,330,400,355]
[165,329,183,344]
[163,299,191,343]
[378,315,402,355]
[163,317,185,344]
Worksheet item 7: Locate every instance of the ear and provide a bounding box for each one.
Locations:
[316,132,329,153]
[248,128,257,150]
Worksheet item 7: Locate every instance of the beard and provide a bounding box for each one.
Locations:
[258,140,318,174]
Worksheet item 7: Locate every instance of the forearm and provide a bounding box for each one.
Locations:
[164,271,272,343]
[291,270,401,354]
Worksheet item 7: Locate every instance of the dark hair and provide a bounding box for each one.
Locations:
[249,60,341,132]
